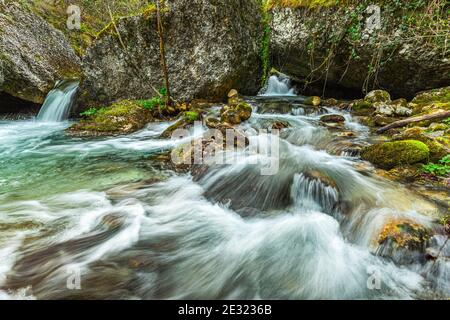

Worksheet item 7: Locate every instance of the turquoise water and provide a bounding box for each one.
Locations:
[0,100,448,300]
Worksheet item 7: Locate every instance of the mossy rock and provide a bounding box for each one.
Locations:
[350,99,373,113]
[394,127,449,162]
[67,100,153,137]
[303,96,321,107]
[160,111,202,139]
[410,87,450,115]
[361,140,430,170]
[220,102,253,125]
[364,90,391,104]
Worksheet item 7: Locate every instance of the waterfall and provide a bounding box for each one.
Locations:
[262,75,296,96]
[37,80,79,122]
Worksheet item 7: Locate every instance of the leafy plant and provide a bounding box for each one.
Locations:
[137,87,167,110]
[422,155,450,176]
[80,107,100,117]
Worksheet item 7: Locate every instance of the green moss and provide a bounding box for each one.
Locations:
[183,111,200,122]
[361,140,430,170]
[70,99,153,135]
[352,100,373,112]
[265,0,339,9]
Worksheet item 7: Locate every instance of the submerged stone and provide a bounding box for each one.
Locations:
[320,114,346,123]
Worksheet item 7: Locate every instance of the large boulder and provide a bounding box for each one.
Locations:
[77,0,263,111]
[0,3,81,105]
[269,4,450,99]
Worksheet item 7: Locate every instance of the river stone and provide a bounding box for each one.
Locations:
[0,2,81,104]
[320,114,346,123]
[77,0,263,111]
[361,140,430,170]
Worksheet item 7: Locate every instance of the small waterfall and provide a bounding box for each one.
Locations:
[262,75,296,96]
[37,81,79,122]
[291,173,340,214]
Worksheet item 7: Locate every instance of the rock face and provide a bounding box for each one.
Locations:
[269,6,450,99]
[77,0,263,111]
[0,3,81,105]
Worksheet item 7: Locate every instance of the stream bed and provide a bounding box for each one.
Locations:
[0,95,448,300]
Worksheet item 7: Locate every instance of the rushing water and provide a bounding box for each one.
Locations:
[0,94,448,299]
[36,81,79,122]
[262,76,296,96]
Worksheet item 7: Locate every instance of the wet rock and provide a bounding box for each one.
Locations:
[361,140,430,170]
[373,115,397,127]
[376,219,431,265]
[320,114,346,123]
[365,90,391,104]
[0,2,81,105]
[350,99,373,115]
[390,99,412,117]
[220,102,252,125]
[161,111,202,138]
[374,102,395,116]
[77,0,263,110]
[67,100,153,137]
[322,98,339,106]
[227,89,240,106]
[393,127,449,162]
[303,96,321,106]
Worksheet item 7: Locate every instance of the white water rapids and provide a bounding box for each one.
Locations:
[0,92,448,299]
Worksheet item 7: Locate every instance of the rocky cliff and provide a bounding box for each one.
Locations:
[268,1,450,99]
[0,2,81,105]
[77,0,264,111]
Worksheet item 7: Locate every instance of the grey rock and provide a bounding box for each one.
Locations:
[0,3,81,104]
[77,0,263,111]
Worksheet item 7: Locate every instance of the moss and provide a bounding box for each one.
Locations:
[378,219,430,249]
[396,127,448,162]
[265,0,339,9]
[364,90,391,104]
[68,99,153,136]
[351,100,372,112]
[183,111,200,122]
[361,140,430,170]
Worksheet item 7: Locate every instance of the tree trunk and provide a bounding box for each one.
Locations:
[156,0,172,107]
[376,111,450,134]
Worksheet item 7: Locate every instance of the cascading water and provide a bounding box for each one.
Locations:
[261,75,296,96]
[36,80,79,122]
[0,93,448,300]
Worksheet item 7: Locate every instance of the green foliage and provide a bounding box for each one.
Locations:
[137,87,167,110]
[422,155,450,176]
[80,107,101,117]
[183,111,200,122]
